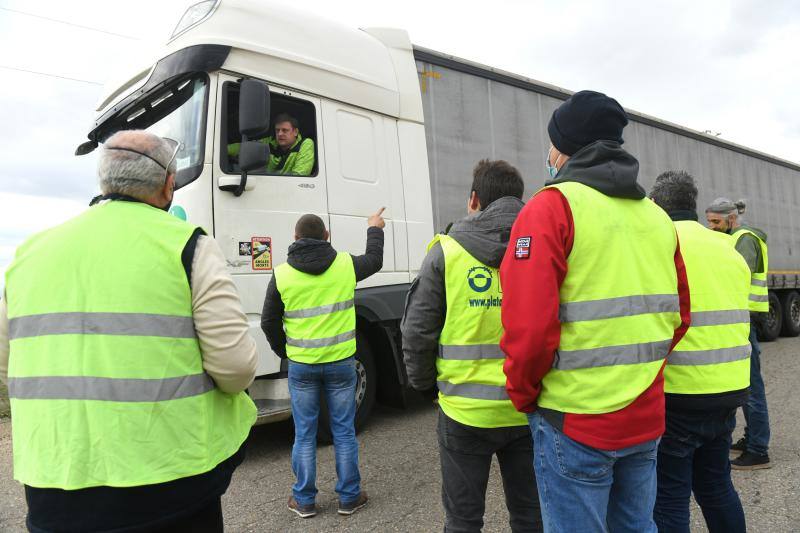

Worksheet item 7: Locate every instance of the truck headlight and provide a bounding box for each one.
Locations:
[170,0,220,40]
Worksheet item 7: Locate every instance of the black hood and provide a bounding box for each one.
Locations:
[447,196,525,268]
[546,140,645,199]
[287,238,337,275]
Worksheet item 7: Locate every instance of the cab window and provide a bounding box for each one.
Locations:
[220,82,318,177]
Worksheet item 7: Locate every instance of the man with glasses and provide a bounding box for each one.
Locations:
[1,130,258,532]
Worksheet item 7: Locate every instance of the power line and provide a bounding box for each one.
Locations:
[0,65,102,85]
[0,6,140,40]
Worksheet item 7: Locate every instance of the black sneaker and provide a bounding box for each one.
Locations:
[338,492,369,516]
[731,451,771,470]
[730,437,747,457]
[288,496,317,518]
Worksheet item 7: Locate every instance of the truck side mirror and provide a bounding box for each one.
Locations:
[221,79,271,196]
[239,79,270,138]
[239,141,269,172]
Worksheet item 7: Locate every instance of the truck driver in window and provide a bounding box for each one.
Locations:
[228,113,316,176]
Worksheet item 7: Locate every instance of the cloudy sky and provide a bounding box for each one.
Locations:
[1,0,798,280]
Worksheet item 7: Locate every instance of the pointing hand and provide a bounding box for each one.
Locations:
[368,207,386,229]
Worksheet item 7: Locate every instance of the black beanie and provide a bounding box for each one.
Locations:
[547,90,629,156]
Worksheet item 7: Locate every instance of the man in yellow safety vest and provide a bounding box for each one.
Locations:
[261,208,385,518]
[706,197,772,470]
[402,159,542,532]
[650,171,750,532]
[500,90,691,532]
[1,130,258,532]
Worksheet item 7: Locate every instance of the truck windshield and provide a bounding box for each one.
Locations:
[121,75,208,189]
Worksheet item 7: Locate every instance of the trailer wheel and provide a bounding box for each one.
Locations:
[758,292,782,342]
[317,331,377,443]
[779,291,800,337]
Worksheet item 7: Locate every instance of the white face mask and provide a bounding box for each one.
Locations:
[546,146,562,178]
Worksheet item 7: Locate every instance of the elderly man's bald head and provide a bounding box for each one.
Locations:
[97,130,178,204]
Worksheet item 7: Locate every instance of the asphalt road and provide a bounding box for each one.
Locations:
[1,337,798,532]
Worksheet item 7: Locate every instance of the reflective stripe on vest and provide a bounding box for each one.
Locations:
[9,312,196,339]
[284,299,354,319]
[537,182,682,415]
[4,201,256,490]
[733,227,769,313]
[435,235,527,428]
[439,344,506,360]
[664,221,751,395]
[274,252,357,364]
[8,374,215,401]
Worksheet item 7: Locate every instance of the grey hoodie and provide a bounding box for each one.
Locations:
[733,224,767,275]
[401,196,525,392]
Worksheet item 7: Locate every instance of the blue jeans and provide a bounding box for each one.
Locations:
[288,356,361,506]
[742,324,770,455]
[529,413,658,533]
[654,408,745,533]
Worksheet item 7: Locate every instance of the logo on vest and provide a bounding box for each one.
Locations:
[467,266,493,293]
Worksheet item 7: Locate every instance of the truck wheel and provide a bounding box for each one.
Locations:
[779,291,800,337]
[317,331,377,443]
[758,292,782,342]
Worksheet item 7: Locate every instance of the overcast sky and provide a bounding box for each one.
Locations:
[1,0,798,280]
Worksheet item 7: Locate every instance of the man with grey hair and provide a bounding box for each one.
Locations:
[93,129,179,204]
[1,130,258,532]
[650,171,750,532]
[706,197,772,470]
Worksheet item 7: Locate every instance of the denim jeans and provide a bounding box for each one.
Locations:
[742,323,770,455]
[654,408,745,533]
[288,356,360,506]
[438,410,543,532]
[529,413,658,533]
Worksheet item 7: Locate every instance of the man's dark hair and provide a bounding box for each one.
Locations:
[649,170,698,212]
[471,159,524,209]
[274,113,299,130]
[295,214,326,240]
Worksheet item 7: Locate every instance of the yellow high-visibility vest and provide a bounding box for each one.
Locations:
[732,227,769,313]
[537,182,681,414]
[5,201,256,489]
[665,221,751,394]
[435,235,527,428]
[274,252,357,364]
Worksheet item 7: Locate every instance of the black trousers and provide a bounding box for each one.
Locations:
[437,409,543,533]
[149,497,223,533]
[25,445,244,533]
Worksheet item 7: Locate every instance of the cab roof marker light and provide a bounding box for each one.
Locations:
[127,108,146,122]
[151,91,174,108]
[169,0,220,41]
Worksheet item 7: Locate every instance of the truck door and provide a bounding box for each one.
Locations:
[212,73,328,375]
[321,101,405,280]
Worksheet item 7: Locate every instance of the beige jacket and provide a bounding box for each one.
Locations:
[0,235,257,394]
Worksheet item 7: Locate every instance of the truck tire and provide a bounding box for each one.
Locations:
[779,290,800,337]
[317,331,377,443]
[758,292,782,342]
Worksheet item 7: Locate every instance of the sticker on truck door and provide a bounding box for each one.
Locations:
[251,237,273,270]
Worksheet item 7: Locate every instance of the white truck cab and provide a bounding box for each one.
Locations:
[78,0,434,431]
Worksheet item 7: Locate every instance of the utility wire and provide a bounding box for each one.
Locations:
[0,65,102,85]
[0,6,140,40]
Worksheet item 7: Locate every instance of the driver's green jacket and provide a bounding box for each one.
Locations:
[228,134,315,175]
